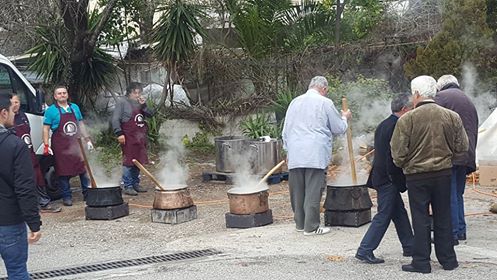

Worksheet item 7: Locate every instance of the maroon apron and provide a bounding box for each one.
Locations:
[14,112,46,187]
[121,103,148,166]
[51,104,86,176]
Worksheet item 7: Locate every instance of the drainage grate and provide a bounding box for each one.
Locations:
[0,249,221,280]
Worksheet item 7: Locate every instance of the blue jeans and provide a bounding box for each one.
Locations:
[451,165,467,238]
[0,223,29,280]
[358,182,414,255]
[59,172,89,199]
[122,166,140,189]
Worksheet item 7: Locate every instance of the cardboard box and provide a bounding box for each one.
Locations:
[479,165,497,186]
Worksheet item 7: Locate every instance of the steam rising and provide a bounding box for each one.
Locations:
[157,139,189,190]
[461,63,495,122]
[228,149,269,195]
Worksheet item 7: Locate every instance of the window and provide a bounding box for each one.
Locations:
[0,63,34,112]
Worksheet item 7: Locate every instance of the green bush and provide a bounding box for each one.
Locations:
[182,131,215,155]
[240,113,280,139]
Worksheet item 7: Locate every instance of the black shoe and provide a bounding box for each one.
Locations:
[355,252,385,264]
[442,263,459,271]
[401,264,431,274]
[40,204,62,213]
[403,251,413,257]
[63,198,73,206]
[133,185,147,193]
[458,233,466,240]
[123,188,138,196]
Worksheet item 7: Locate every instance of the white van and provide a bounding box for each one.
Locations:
[0,53,60,197]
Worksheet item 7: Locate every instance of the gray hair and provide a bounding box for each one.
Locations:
[308,76,328,90]
[411,75,437,98]
[391,93,412,113]
[437,75,459,91]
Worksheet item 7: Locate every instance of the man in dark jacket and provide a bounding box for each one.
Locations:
[435,75,478,244]
[0,93,42,279]
[356,93,414,264]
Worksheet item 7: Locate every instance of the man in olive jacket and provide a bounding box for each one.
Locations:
[435,75,478,244]
[391,75,468,274]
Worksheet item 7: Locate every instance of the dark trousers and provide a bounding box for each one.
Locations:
[59,172,89,200]
[122,165,141,189]
[407,175,458,269]
[450,165,467,238]
[358,182,414,255]
[289,168,326,232]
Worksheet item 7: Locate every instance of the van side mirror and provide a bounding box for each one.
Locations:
[35,89,45,113]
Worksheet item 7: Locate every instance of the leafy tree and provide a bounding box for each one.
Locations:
[26,0,120,110]
[153,0,208,107]
[404,0,494,79]
[322,0,385,43]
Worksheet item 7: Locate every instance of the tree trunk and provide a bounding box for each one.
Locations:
[335,0,346,44]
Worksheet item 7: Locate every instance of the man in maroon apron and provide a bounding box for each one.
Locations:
[111,82,155,196]
[11,94,61,213]
[42,86,94,206]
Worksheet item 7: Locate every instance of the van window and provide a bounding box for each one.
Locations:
[0,63,34,112]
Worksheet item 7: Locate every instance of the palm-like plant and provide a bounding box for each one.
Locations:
[153,0,207,108]
[27,23,69,85]
[27,13,118,109]
[281,0,334,51]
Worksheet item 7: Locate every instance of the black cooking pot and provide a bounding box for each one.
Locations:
[324,184,372,211]
[85,186,123,207]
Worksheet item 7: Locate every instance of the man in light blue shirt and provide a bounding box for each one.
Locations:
[282,76,351,236]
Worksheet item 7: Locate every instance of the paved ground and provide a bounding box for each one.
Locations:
[1,160,496,280]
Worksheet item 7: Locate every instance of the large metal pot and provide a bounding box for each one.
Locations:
[215,136,247,173]
[227,190,269,215]
[85,186,124,207]
[153,188,194,210]
[247,139,282,175]
[324,184,372,211]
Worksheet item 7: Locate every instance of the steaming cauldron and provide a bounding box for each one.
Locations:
[85,186,124,207]
[153,187,194,210]
[227,190,269,215]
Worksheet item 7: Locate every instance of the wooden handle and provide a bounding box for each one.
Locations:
[132,159,166,191]
[341,97,357,185]
[77,138,97,188]
[256,160,286,187]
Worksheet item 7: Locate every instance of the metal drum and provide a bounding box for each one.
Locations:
[247,139,282,175]
[215,136,247,173]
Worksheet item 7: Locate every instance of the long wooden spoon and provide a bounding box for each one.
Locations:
[132,159,167,191]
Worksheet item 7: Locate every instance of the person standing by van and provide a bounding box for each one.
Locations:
[11,94,61,213]
[0,93,42,280]
[42,85,93,206]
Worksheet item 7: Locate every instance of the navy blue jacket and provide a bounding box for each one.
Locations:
[0,128,41,232]
[366,114,406,192]
[435,84,478,174]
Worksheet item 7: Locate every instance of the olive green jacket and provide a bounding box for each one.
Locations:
[391,100,469,175]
